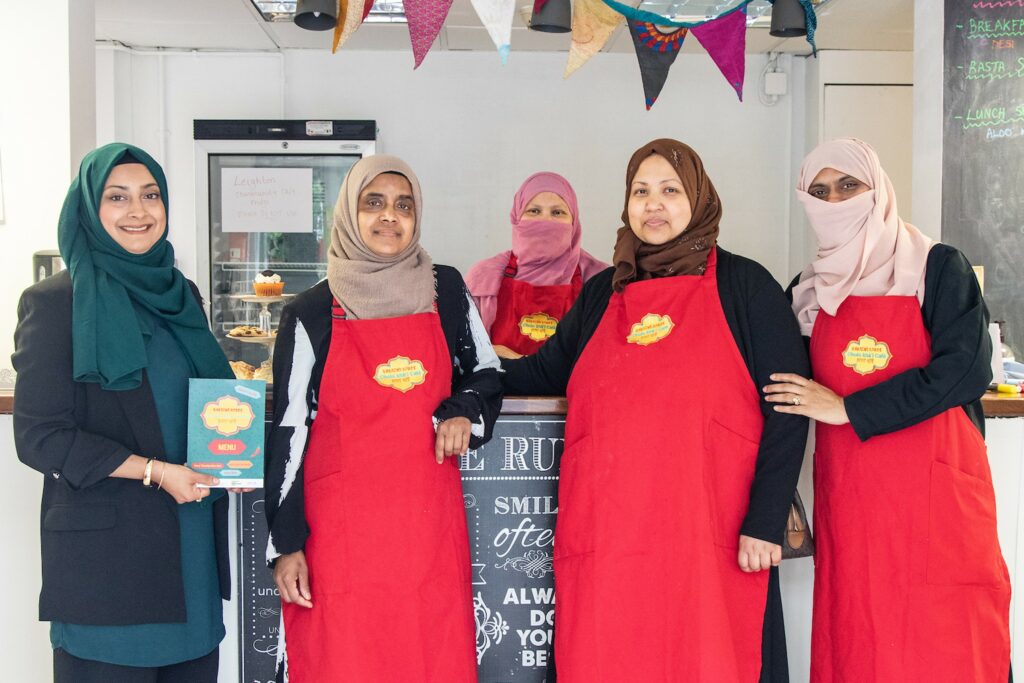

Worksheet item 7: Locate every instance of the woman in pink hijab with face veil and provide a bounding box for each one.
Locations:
[466,172,608,359]
[763,138,1012,682]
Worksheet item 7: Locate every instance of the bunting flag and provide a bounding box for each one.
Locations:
[362,0,374,21]
[332,0,368,53]
[404,0,454,68]
[627,21,688,110]
[691,5,748,100]
[470,0,517,64]
[564,0,624,78]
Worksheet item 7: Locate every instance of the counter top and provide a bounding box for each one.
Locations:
[0,390,1020,418]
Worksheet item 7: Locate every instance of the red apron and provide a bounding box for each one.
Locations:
[809,295,1011,682]
[555,248,769,682]
[490,253,583,356]
[282,305,477,682]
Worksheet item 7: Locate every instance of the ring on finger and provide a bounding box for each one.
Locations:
[793,397,801,406]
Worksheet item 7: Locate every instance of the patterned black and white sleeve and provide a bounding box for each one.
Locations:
[263,303,316,566]
[433,275,503,449]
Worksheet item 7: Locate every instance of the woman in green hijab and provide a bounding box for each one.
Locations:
[13,143,237,682]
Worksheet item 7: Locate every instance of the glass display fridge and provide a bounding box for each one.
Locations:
[194,119,376,386]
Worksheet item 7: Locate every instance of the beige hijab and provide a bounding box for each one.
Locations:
[327,155,435,320]
[791,138,934,335]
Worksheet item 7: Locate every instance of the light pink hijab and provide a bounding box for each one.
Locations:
[465,172,608,331]
[791,138,934,336]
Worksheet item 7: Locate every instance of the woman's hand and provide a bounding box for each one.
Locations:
[492,344,523,360]
[274,550,312,608]
[763,373,849,425]
[227,488,255,494]
[435,417,472,463]
[157,462,221,504]
[738,535,782,572]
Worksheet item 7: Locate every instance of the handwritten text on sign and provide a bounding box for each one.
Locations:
[221,168,312,234]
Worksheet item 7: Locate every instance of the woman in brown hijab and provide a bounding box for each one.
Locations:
[503,139,808,682]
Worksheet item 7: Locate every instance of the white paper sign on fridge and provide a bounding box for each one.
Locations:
[221,167,313,233]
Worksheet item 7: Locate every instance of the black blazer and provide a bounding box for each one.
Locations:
[12,270,230,626]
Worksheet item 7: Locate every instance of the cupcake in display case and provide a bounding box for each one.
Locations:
[253,269,284,297]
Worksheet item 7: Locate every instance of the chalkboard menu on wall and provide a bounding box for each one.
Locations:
[943,0,1024,351]
[238,416,564,682]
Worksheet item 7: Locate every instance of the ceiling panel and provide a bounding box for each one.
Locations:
[94,0,913,54]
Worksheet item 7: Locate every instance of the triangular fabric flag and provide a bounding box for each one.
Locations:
[470,0,516,64]
[627,20,688,110]
[362,0,374,21]
[404,0,454,68]
[333,0,368,53]
[691,6,747,100]
[564,0,624,78]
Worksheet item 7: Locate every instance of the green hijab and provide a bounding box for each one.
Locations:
[58,142,231,390]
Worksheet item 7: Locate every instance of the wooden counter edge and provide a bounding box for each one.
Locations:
[0,392,1019,419]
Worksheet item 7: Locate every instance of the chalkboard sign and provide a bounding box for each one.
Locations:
[237,416,564,682]
[942,1,1024,351]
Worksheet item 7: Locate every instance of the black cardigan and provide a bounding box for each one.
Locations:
[502,247,811,546]
[11,270,230,626]
[788,243,992,439]
[263,266,503,563]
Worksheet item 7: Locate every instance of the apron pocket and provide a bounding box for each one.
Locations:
[706,419,760,549]
[926,461,1006,587]
[553,435,595,560]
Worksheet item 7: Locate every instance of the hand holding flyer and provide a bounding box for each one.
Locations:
[188,379,266,488]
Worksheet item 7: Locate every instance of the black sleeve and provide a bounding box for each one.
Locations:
[432,269,503,449]
[500,270,613,395]
[263,301,311,562]
[12,280,133,490]
[844,245,992,441]
[722,256,811,545]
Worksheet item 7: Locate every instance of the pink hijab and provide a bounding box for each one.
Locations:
[466,172,608,331]
[791,138,934,336]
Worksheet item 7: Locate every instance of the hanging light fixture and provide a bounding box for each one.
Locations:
[769,0,807,37]
[294,0,338,31]
[529,0,571,33]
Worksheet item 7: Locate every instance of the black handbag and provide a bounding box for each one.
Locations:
[781,489,814,560]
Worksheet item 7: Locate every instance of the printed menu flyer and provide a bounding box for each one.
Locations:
[187,378,265,488]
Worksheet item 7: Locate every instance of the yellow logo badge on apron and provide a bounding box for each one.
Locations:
[200,395,256,436]
[519,312,559,341]
[626,314,675,346]
[842,335,893,375]
[373,355,428,393]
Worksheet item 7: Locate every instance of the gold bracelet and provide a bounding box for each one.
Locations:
[142,458,155,487]
[156,461,167,491]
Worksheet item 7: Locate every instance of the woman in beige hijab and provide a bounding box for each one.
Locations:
[263,155,502,681]
[765,138,1010,682]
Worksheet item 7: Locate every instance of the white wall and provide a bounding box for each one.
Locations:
[913,0,944,239]
[0,2,96,390]
[96,47,797,288]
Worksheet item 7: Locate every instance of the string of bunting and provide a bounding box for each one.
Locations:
[326,0,818,108]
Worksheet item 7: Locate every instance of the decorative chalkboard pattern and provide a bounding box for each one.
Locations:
[237,416,564,682]
[943,0,1024,352]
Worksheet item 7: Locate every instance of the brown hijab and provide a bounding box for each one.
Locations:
[611,139,722,292]
[327,154,435,320]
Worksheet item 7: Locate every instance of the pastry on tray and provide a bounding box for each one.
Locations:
[230,360,255,380]
[228,325,265,338]
[253,359,273,383]
[253,269,284,297]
